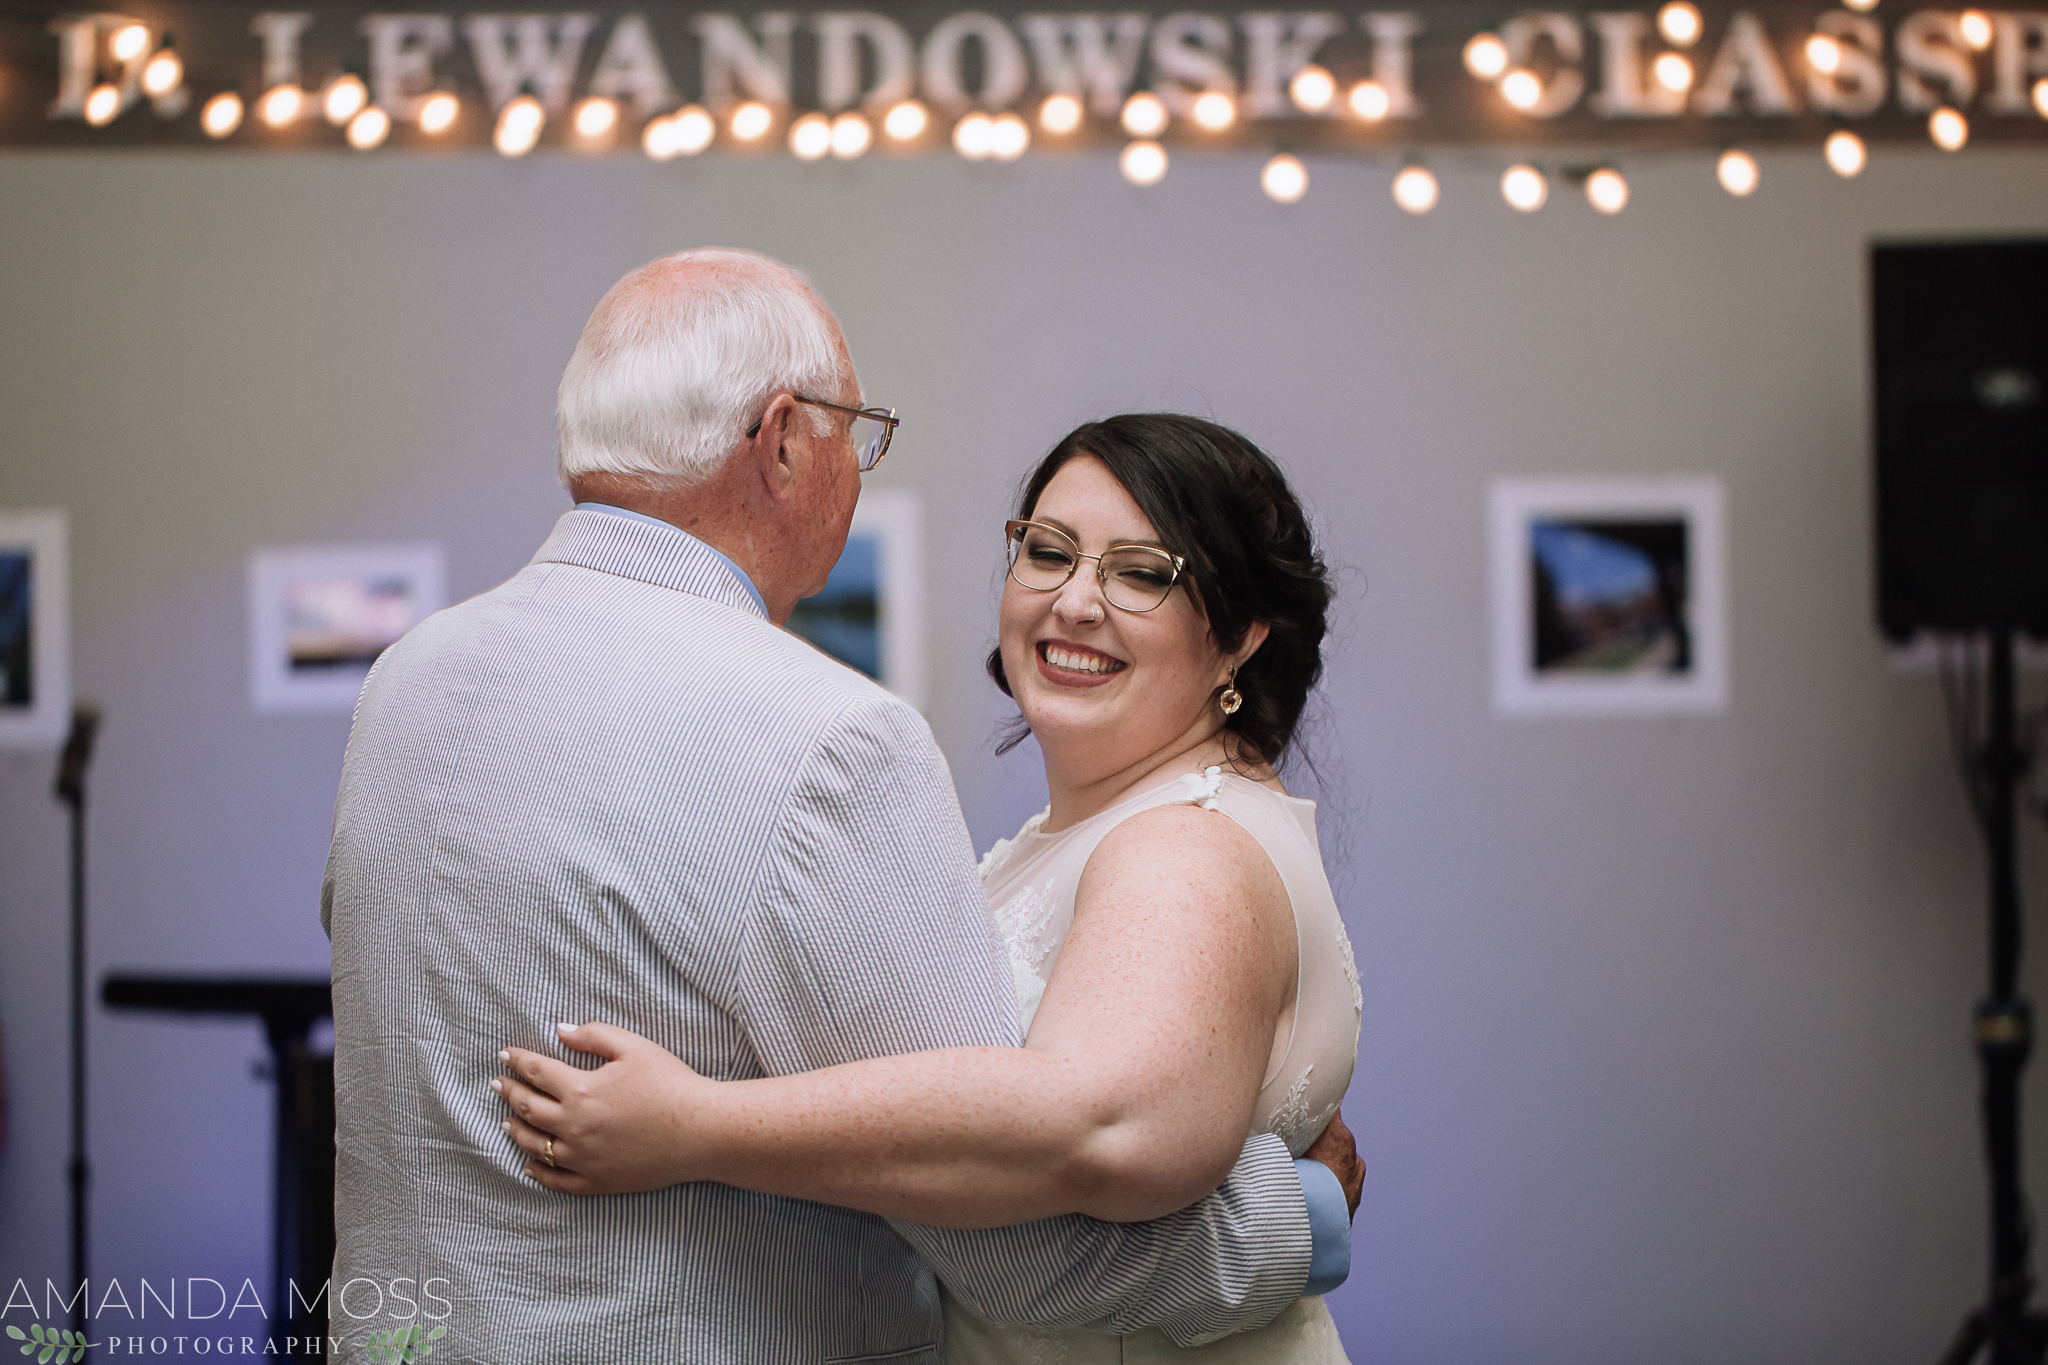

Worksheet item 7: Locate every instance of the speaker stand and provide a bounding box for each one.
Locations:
[1940,629,2048,1365]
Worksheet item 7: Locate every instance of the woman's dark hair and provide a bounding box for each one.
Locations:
[987,413,1333,769]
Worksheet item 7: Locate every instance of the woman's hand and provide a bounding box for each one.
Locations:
[495,1021,723,1195]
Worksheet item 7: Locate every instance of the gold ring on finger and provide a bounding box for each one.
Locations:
[543,1138,556,1168]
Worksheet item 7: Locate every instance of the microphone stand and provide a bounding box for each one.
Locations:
[54,703,100,1346]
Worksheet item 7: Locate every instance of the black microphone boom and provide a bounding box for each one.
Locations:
[54,702,100,1350]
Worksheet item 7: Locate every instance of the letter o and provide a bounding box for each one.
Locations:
[919,12,1028,109]
[336,1278,386,1320]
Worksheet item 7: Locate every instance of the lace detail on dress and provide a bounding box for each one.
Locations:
[990,880,1059,1030]
[977,809,1048,881]
[1177,765,1225,810]
[1269,1063,1322,1150]
[1336,919,1362,1014]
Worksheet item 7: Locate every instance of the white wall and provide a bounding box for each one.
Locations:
[2,143,2046,1360]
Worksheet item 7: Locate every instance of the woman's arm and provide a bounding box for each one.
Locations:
[496,803,1297,1226]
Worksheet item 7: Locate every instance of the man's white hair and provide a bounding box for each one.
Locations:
[557,248,852,486]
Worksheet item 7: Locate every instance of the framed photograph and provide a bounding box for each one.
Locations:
[248,543,447,715]
[0,510,70,748]
[1489,477,1728,717]
[785,489,927,710]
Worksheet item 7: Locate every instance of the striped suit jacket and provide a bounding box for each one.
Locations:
[322,508,1312,1364]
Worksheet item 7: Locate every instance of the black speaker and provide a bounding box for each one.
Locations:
[1873,239,2048,641]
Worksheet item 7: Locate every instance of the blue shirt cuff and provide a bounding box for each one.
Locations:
[1294,1157,1352,1297]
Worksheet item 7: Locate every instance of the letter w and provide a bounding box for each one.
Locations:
[463,13,597,113]
[1018,14,1149,115]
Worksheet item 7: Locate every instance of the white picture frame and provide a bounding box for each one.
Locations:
[1489,477,1729,717]
[784,489,927,710]
[248,543,447,715]
[0,510,71,748]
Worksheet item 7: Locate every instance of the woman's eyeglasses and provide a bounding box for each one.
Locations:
[747,396,898,471]
[1004,519,1185,613]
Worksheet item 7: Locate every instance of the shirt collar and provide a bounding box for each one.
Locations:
[573,502,769,619]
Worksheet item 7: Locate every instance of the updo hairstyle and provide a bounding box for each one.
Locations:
[987,413,1333,768]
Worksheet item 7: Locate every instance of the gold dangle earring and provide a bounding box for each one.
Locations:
[1218,666,1244,717]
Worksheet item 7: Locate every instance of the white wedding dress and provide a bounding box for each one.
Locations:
[943,767,1363,1364]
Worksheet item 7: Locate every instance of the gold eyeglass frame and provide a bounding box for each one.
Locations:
[1003,519,1187,613]
[747,395,899,471]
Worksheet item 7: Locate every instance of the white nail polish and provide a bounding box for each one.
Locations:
[498,1050,510,1063]
[490,1078,503,1093]
[557,1021,577,1034]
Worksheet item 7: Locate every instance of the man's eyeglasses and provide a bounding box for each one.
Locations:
[1004,519,1186,613]
[747,396,899,472]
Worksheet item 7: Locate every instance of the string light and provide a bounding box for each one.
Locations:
[789,111,831,159]
[989,111,1029,159]
[1464,33,1509,80]
[1805,34,1843,74]
[110,24,150,63]
[1657,1,1703,46]
[417,92,459,134]
[829,111,872,158]
[1261,152,1308,202]
[1121,91,1167,137]
[1842,0,1877,11]
[1653,53,1694,92]
[883,99,928,141]
[1348,81,1390,120]
[346,106,390,150]
[83,83,121,126]
[2035,78,2048,119]
[1392,164,1439,213]
[573,97,619,140]
[1288,64,1336,113]
[729,101,773,142]
[1192,90,1237,129]
[324,73,368,123]
[259,83,304,128]
[1824,128,1867,176]
[1717,148,1759,195]
[642,114,682,158]
[1929,105,1968,150]
[1038,93,1083,134]
[1501,163,1547,211]
[1119,139,1167,185]
[494,93,544,156]
[952,111,994,158]
[201,91,243,137]
[1585,167,1629,214]
[1958,9,1993,49]
[142,42,184,99]
[1500,70,1543,110]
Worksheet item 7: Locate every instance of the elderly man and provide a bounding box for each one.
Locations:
[322,248,1355,1362]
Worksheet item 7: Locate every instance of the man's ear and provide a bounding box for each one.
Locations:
[747,392,803,500]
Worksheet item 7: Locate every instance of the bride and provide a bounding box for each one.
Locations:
[495,412,1361,1361]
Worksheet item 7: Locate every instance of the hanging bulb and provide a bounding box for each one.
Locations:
[1929,105,1968,150]
[1717,148,1759,195]
[1500,70,1543,110]
[1192,90,1237,130]
[1038,92,1083,134]
[494,92,544,156]
[829,111,872,158]
[83,83,122,126]
[989,112,1030,160]
[789,112,831,159]
[1824,129,1866,176]
[1805,34,1843,74]
[642,114,681,159]
[1287,64,1336,113]
[1501,163,1547,211]
[671,106,715,153]
[1392,164,1439,213]
[1348,80,1390,120]
[1119,139,1167,185]
[2034,78,2048,119]
[1464,33,1510,79]
[142,41,184,99]
[1657,1,1703,46]
[729,101,773,141]
[573,97,619,140]
[1585,167,1629,214]
[346,106,391,149]
[201,91,244,137]
[1260,153,1308,202]
[417,92,459,134]
[883,99,928,141]
[324,73,368,124]
[1842,0,1878,10]
[1120,91,1167,136]
[1958,9,1993,49]
[952,112,994,158]
[110,24,150,62]
[1653,53,1693,92]
[259,83,304,128]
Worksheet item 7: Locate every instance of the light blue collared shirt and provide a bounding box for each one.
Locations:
[576,502,768,619]
[579,499,1351,1295]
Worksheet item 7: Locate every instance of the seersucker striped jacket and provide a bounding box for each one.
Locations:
[321,508,1313,1364]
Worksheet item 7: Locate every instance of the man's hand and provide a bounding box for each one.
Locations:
[1303,1108,1363,1221]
